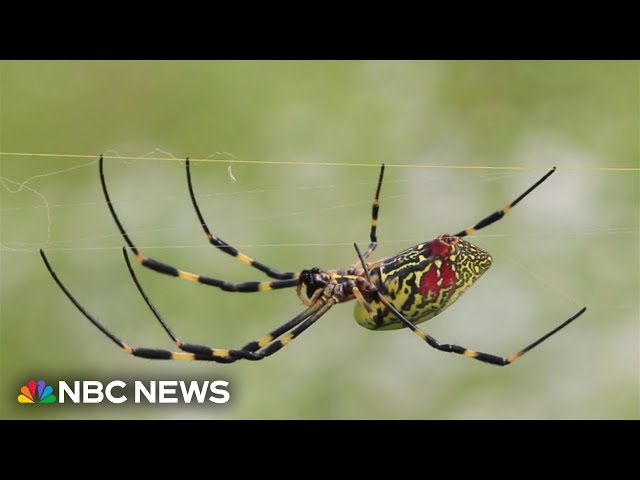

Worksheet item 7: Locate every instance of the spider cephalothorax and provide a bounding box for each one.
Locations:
[41,157,586,366]
[298,267,330,302]
[297,267,375,308]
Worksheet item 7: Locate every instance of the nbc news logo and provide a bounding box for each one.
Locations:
[18,379,230,404]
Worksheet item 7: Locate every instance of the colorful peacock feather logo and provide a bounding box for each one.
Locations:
[18,380,56,404]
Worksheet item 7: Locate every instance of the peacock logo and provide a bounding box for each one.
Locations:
[18,380,56,404]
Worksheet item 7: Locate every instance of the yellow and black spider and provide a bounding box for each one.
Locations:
[41,156,586,365]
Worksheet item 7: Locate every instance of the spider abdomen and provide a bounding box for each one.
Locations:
[354,235,493,330]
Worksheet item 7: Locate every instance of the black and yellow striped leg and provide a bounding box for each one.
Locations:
[133,252,298,292]
[132,296,333,362]
[126,242,331,361]
[353,164,385,268]
[186,158,298,280]
[380,293,586,366]
[99,155,298,293]
[454,167,556,238]
[241,300,336,360]
[240,302,326,353]
[41,248,335,363]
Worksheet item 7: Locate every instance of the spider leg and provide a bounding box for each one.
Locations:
[41,249,336,363]
[245,300,336,360]
[454,167,556,238]
[99,155,298,293]
[186,158,297,280]
[352,164,385,268]
[379,293,586,366]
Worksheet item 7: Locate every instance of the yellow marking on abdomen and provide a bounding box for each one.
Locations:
[371,219,378,226]
[258,283,273,292]
[502,205,512,214]
[136,252,145,261]
[172,352,196,360]
[258,335,273,347]
[281,334,294,346]
[463,350,479,358]
[212,349,230,358]
[466,227,477,235]
[236,253,254,265]
[178,271,200,282]
[123,344,134,354]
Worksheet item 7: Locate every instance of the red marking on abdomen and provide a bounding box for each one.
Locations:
[440,261,457,287]
[420,267,440,296]
[419,261,457,297]
[429,238,451,257]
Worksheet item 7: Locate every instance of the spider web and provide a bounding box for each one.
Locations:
[2,150,637,252]
[1,148,638,315]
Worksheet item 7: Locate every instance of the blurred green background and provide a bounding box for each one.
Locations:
[0,60,637,419]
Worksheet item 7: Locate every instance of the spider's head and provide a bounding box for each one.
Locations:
[299,267,331,301]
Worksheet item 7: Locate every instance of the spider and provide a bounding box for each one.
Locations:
[41,156,586,365]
